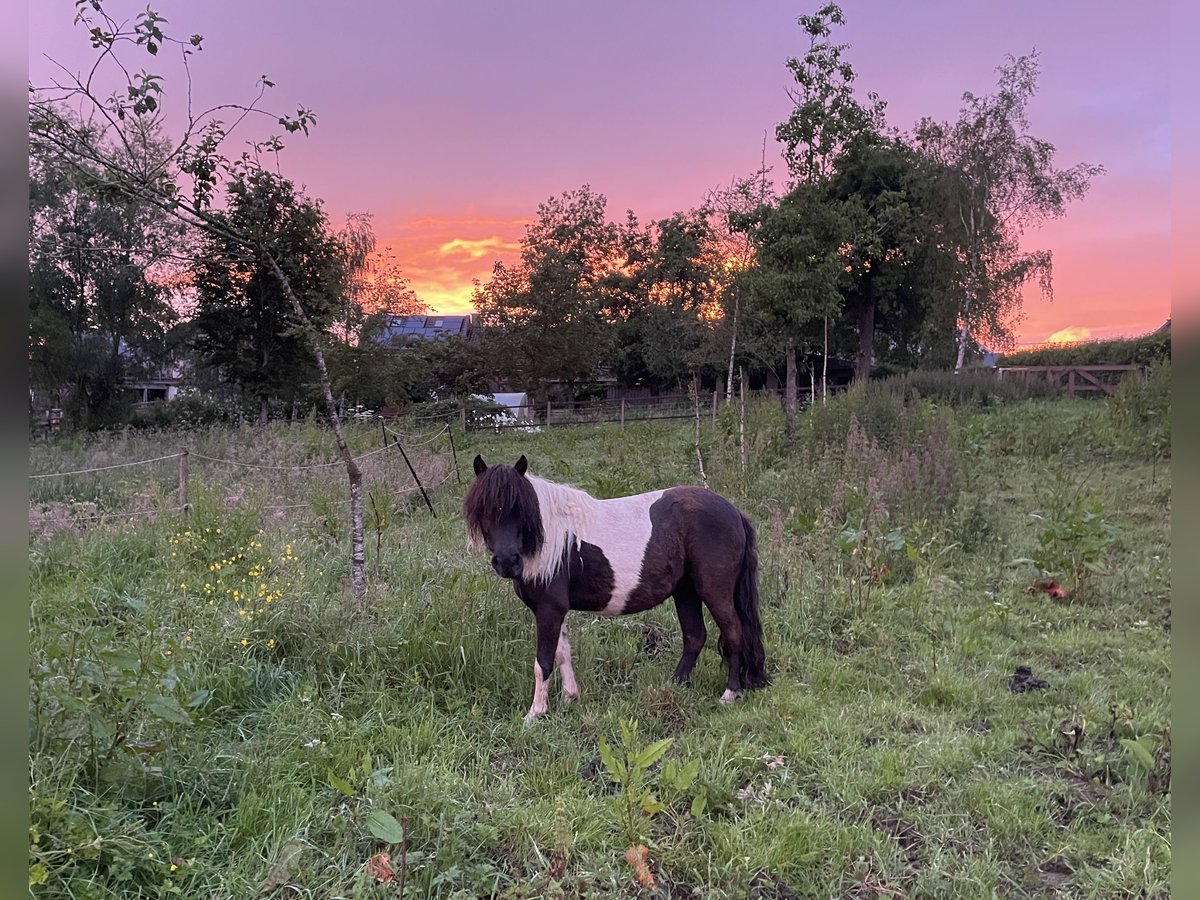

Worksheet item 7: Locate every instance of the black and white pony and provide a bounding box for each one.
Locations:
[464,454,768,723]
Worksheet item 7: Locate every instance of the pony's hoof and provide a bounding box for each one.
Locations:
[562,690,580,705]
[719,689,740,705]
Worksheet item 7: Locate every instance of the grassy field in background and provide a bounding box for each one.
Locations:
[28,388,1171,898]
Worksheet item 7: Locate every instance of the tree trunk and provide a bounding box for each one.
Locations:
[785,335,797,445]
[725,283,740,402]
[955,209,980,373]
[855,291,875,383]
[738,364,747,473]
[257,396,270,426]
[822,315,829,403]
[265,252,366,604]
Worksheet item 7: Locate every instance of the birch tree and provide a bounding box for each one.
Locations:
[912,52,1103,368]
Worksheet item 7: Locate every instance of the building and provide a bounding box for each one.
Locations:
[376,314,474,347]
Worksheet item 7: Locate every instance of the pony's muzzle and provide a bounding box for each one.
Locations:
[491,552,523,579]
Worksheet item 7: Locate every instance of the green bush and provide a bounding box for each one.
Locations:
[127,390,254,430]
[999,323,1170,367]
[869,369,1061,407]
[1109,361,1171,459]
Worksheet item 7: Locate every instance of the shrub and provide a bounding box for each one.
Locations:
[1109,361,1171,459]
[127,390,254,430]
[999,323,1170,367]
[869,369,1061,407]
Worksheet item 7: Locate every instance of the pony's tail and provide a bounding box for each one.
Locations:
[735,512,769,689]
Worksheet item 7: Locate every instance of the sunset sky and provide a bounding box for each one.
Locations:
[29,1,1173,346]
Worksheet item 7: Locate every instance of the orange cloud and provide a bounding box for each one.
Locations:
[377,214,530,314]
[1046,326,1093,344]
[438,236,522,259]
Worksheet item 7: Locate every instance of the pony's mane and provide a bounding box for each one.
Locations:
[523,475,597,583]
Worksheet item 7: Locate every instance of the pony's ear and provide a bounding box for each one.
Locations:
[514,455,528,476]
[473,455,488,476]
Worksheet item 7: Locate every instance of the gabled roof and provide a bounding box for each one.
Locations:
[378,314,473,345]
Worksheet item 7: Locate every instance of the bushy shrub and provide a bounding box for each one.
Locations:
[127,390,254,430]
[1109,361,1171,459]
[870,369,1061,407]
[999,324,1170,367]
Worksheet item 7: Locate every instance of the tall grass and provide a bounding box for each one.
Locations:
[28,395,1170,897]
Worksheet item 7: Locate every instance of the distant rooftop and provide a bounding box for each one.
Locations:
[377,314,473,345]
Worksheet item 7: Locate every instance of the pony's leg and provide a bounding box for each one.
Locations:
[525,604,566,725]
[696,590,744,703]
[671,586,707,683]
[555,621,580,703]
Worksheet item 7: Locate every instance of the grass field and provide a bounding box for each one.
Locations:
[28,384,1171,898]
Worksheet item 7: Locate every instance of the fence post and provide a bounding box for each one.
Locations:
[711,389,718,424]
[1068,370,1076,397]
[459,407,467,433]
[446,423,462,484]
[178,448,188,514]
[620,398,626,429]
[392,436,436,518]
[546,400,552,427]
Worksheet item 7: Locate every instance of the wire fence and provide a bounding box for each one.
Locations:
[28,422,462,537]
[401,387,832,431]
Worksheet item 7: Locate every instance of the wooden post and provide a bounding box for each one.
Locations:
[178,448,188,514]
[711,389,718,424]
[1068,370,1076,397]
[459,407,467,433]
[620,398,626,429]
[546,400,552,427]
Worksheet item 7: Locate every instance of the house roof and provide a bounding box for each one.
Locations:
[378,314,473,345]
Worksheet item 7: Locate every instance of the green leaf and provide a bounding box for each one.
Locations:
[146,694,190,725]
[1120,737,1155,770]
[641,794,666,816]
[598,737,625,781]
[690,793,707,817]
[327,769,355,797]
[675,758,700,789]
[635,737,673,770]
[365,809,405,844]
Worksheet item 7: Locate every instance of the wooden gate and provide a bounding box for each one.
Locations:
[995,365,1146,397]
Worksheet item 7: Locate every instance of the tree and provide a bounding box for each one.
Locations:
[704,151,776,400]
[472,185,619,399]
[609,210,723,390]
[742,181,847,441]
[29,116,182,426]
[912,52,1103,368]
[752,2,889,437]
[191,169,347,424]
[827,139,964,380]
[775,3,887,185]
[30,3,375,600]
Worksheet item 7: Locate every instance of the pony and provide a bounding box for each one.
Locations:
[464,454,768,723]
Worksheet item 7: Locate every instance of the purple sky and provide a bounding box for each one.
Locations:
[29,1,1174,344]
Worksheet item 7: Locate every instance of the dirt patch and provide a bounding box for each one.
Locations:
[28,500,109,537]
[870,811,924,868]
[748,871,800,899]
[1032,856,1073,896]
